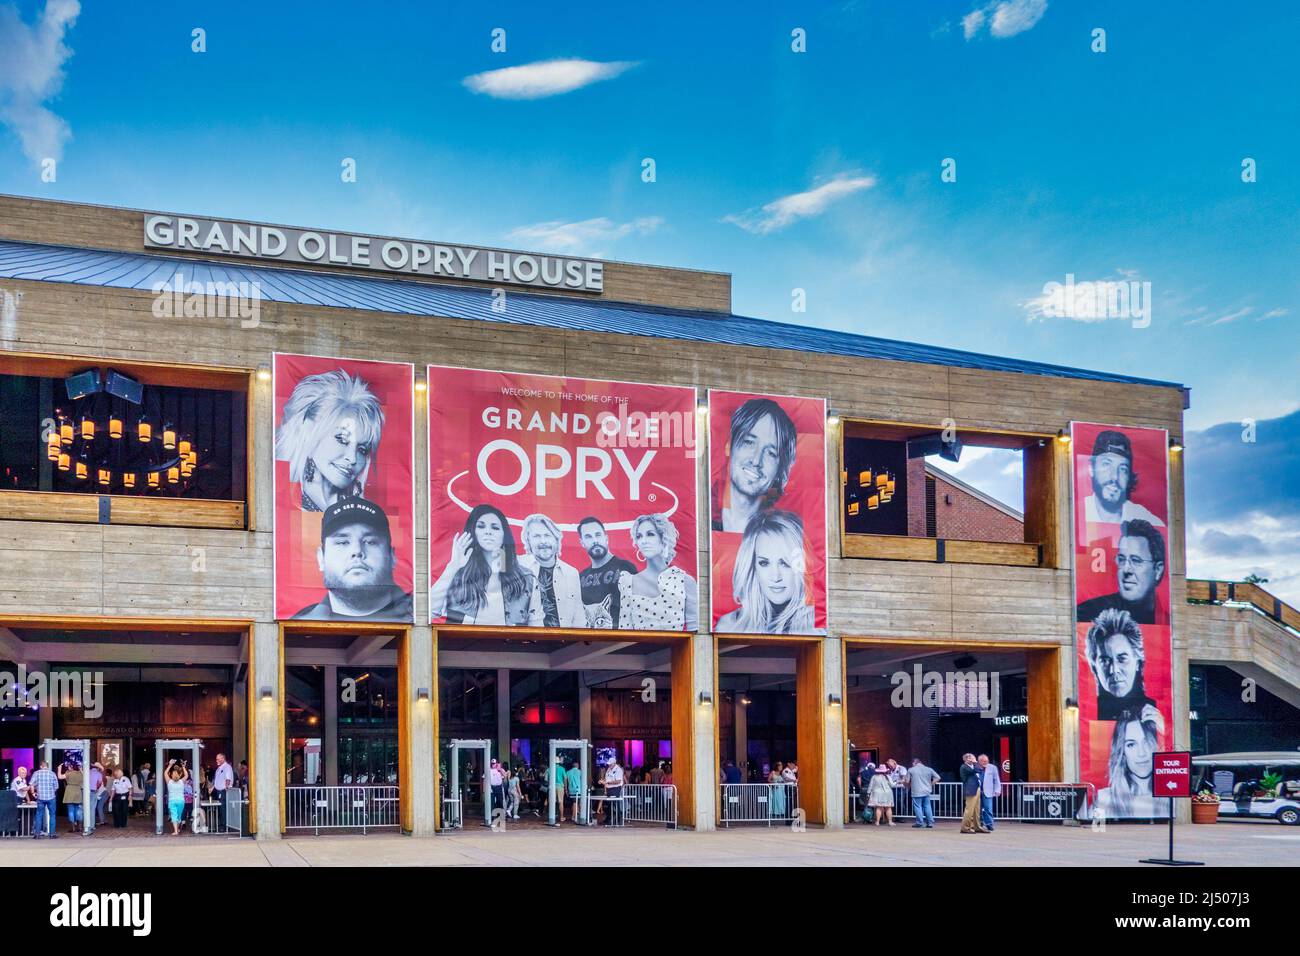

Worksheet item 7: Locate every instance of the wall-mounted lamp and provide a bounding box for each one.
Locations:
[828,693,843,707]
[415,375,427,394]
[740,695,752,706]
[698,691,713,706]
[1064,697,1078,712]
[827,410,841,427]
[1169,437,1183,453]
[696,402,708,416]
[256,364,271,382]
[417,687,431,701]
[260,686,273,701]
[1056,429,1071,445]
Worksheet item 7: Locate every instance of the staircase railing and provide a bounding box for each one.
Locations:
[1187,579,1300,634]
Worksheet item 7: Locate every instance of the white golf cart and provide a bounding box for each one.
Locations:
[1193,752,1300,825]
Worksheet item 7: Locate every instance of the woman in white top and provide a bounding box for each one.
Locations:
[617,514,698,631]
[164,760,189,836]
[715,510,820,635]
[110,768,133,829]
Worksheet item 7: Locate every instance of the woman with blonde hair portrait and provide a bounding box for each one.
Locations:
[617,513,699,631]
[275,369,385,512]
[1095,704,1167,821]
[716,510,819,635]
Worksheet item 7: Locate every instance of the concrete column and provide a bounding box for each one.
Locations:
[676,632,716,831]
[31,662,54,741]
[822,637,846,829]
[578,678,592,742]
[405,626,437,836]
[496,668,510,762]
[734,690,748,778]
[250,622,282,840]
[323,664,338,786]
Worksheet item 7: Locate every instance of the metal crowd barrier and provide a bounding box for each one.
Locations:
[284,785,401,835]
[849,781,1092,823]
[620,784,678,828]
[720,782,799,826]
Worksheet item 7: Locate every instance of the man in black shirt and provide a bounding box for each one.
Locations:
[576,516,637,629]
[1076,520,1166,626]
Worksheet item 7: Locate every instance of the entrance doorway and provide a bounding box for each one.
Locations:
[444,738,493,828]
[548,738,589,826]
[40,738,92,835]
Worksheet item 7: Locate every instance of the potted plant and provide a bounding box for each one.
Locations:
[1192,789,1220,824]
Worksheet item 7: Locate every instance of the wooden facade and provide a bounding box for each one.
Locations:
[0,195,1193,829]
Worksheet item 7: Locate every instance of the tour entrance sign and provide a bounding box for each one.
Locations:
[1140,751,1202,866]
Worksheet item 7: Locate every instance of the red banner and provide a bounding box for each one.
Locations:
[708,390,827,635]
[273,353,415,622]
[428,366,699,632]
[1071,421,1171,820]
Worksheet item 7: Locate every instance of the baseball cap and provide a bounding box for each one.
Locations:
[321,497,392,543]
[1091,429,1133,462]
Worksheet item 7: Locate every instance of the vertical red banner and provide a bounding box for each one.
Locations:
[427,366,699,632]
[708,390,828,635]
[273,353,415,622]
[1071,421,1171,819]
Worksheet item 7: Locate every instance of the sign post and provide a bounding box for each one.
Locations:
[1139,751,1203,866]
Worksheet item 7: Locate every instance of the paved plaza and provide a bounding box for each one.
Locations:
[2,820,1294,867]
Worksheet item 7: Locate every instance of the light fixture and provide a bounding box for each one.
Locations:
[696,402,708,416]
[162,426,176,450]
[417,687,431,701]
[740,695,752,706]
[178,439,191,457]
[1065,697,1079,712]
[257,364,271,382]
[167,465,179,484]
[147,471,159,488]
[97,467,111,487]
[123,472,136,489]
[57,452,71,472]
[80,417,95,440]
[827,411,841,427]
[828,693,842,707]
[137,418,152,443]
[260,687,273,701]
[47,438,60,462]
[74,455,88,480]
[1056,429,1071,445]
[59,421,74,445]
[109,415,123,439]
[1169,437,1183,453]
[414,375,427,393]
[181,459,194,478]
[698,691,713,706]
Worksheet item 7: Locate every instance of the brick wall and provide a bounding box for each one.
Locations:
[931,471,1024,543]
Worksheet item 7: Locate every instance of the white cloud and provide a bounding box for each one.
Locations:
[723,174,877,235]
[1260,308,1289,320]
[1208,306,1253,326]
[506,216,663,257]
[462,58,636,100]
[964,0,1047,40]
[0,0,80,167]
[1022,269,1150,323]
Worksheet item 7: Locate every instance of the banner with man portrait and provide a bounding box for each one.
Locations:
[708,390,828,635]
[273,353,416,623]
[427,366,699,632]
[1071,421,1171,819]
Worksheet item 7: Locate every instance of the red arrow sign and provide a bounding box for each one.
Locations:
[1152,751,1192,799]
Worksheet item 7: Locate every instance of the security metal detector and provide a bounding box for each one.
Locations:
[154,738,202,835]
[446,739,493,828]
[547,738,589,827]
[41,739,92,836]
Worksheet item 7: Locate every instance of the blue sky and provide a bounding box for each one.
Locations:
[1,0,1297,597]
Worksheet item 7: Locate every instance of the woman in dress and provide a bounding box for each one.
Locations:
[768,762,787,819]
[716,510,820,635]
[430,503,534,625]
[616,514,699,631]
[275,369,385,512]
[866,763,896,826]
[1095,704,1165,820]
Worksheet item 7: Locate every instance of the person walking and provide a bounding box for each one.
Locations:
[563,759,585,824]
[506,766,523,820]
[905,758,941,828]
[210,753,235,833]
[164,760,189,836]
[488,758,506,815]
[866,763,896,826]
[110,768,133,828]
[89,763,108,831]
[29,761,58,839]
[959,753,988,833]
[978,754,1002,831]
[59,761,85,834]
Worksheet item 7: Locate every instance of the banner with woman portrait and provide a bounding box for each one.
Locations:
[1071,421,1171,819]
[708,390,828,635]
[273,353,415,623]
[428,366,699,632]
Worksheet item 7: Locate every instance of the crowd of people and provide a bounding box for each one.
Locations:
[851,754,1004,831]
[8,752,248,837]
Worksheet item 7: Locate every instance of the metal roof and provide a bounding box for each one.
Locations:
[0,240,1181,388]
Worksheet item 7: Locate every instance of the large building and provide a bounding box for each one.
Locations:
[0,194,1295,838]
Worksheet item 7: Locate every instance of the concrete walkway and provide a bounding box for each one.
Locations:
[2,820,1294,866]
